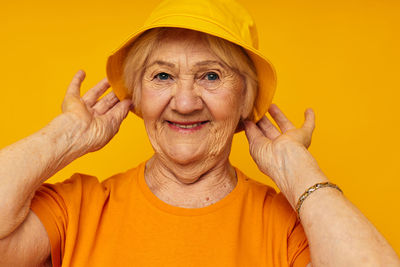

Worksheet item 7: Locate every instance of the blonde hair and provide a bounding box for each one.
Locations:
[123,27,258,119]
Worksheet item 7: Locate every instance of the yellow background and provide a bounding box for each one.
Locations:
[1,0,399,256]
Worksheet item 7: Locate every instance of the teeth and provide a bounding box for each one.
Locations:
[171,122,203,129]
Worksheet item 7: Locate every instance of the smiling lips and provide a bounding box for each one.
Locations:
[166,120,209,131]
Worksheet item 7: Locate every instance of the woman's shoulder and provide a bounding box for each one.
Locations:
[38,161,145,199]
[235,168,296,221]
[100,161,145,189]
[235,167,277,197]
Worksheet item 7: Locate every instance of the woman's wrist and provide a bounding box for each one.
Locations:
[279,169,329,210]
[44,114,90,162]
[267,145,329,209]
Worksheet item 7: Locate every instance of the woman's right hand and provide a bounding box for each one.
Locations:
[61,70,132,154]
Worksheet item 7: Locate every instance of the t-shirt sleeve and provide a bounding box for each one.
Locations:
[269,192,311,267]
[288,216,310,267]
[30,173,103,267]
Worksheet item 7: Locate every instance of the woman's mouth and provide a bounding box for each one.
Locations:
[166,120,210,132]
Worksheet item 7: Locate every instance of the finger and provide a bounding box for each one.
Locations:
[92,91,120,115]
[256,116,281,140]
[301,108,316,138]
[82,78,110,107]
[103,99,132,133]
[268,103,296,133]
[65,70,86,98]
[244,120,270,144]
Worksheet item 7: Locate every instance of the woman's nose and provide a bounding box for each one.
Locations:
[170,79,203,114]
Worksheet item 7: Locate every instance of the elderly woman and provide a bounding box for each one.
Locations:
[0,0,399,266]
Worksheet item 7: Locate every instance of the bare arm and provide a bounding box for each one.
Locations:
[0,211,52,267]
[244,104,400,266]
[0,70,131,264]
[0,111,85,239]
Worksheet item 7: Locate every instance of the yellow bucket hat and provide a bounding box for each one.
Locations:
[106,0,277,122]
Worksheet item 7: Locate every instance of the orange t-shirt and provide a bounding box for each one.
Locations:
[30,161,310,267]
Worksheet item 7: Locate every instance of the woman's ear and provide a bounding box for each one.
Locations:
[235,119,246,132]
[235,78,253,133]
[131,84,143,115]
[239,77,254,121]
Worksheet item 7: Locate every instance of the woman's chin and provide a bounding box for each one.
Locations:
[162,144,210,166]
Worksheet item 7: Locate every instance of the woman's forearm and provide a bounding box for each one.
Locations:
[296,172,400,266]
[0,71,132,239]
[244,104,400,266]
[0,114,85,239]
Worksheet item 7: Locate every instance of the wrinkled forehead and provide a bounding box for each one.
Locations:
[151,28,212,55]
[155,28,208,43]
[145,28,225,68]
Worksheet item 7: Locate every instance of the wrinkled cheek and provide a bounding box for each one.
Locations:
[140,87,172,151]
[203,86,242,119]
[144,120,168,154]
[207,119,238,157]
[140,88,171,121]
[201,91,242,156]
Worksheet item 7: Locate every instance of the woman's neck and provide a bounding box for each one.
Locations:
[144,154,237,208]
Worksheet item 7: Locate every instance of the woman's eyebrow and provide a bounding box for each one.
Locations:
[145,59,227,70]
[146,60,176,69]
[194,60,226,69]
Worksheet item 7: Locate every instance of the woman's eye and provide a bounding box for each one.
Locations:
[154,72,170,80]
[204,72,219,81]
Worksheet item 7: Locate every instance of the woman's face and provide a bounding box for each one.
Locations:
[140,30,247,167]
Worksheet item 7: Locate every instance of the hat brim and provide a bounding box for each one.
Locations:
[107,15,277,123]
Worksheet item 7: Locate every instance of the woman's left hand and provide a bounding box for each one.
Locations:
[244,103,327,207]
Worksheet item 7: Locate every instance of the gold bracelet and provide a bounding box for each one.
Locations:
[295,182,343,217]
